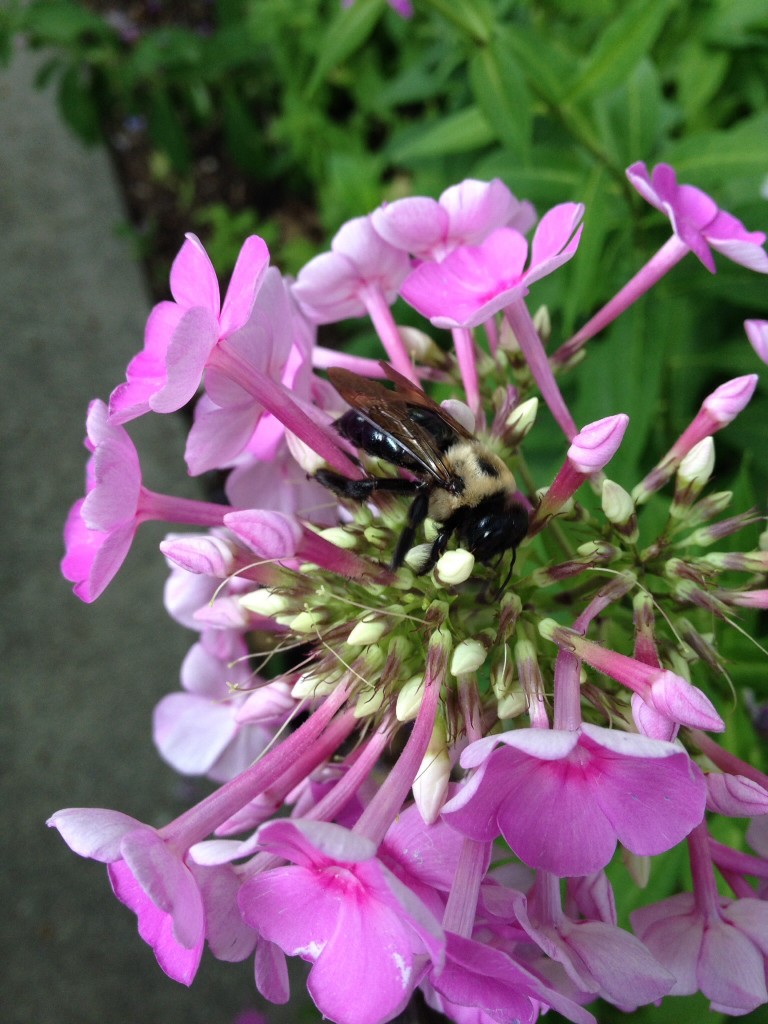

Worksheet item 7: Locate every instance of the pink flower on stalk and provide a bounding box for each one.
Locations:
[632,890,768,1013]
[62,401,227,602]
[400,203,584,329]
[423,931,598,1024]
[47,809,205,985]
[441,724,707,876]
[239,819,445,1024]
[531,414,629,532]
[372,178,535,262]
[627,163,768,274]
[292,216,416,379]
[109,234,270,422]
[153,629,295,783]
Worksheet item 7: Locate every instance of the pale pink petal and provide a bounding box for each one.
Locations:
[153,692,237,776]
[528,202,585,277]
[706,773,768,816]
[150,306,219,413]
[218,235,271,337]
[170,233,221,315]
[371,197,448,257]
[439,178,518,245]
[47,807,143,861]
[254,939,291,1004]
[224,509,303,558]
[745,320,768,363]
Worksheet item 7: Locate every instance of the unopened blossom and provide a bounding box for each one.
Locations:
[633,374,758,502]
[530,413,629,533]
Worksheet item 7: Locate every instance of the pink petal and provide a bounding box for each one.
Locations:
[528,202,585,277]
[254,938,290,1003]
[150,306,219,413]
[47,807,143,861]
[706,774,768,816]
[120,829,204,950]
[371,197,448,257]
[745,319,768,363]
[218,235,271,337]
[153,692,237,775]
[439,178,518,245]
[170,233,221,316]
[224,509,303,558]
[567,413,629,473]
[699,916,768,1011]
[108,860,203,985]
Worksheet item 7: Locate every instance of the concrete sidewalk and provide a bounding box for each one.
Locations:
[0,46,285,1024]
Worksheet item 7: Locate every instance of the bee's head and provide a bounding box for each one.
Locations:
[463,503,529,564]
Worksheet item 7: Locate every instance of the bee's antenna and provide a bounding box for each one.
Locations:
[494,549,517,600]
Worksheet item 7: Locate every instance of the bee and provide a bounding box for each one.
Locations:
[316,363,528,580]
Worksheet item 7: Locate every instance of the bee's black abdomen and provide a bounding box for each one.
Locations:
[335,410,425,472]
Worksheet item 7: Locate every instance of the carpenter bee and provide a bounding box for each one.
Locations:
[316,363,528,580]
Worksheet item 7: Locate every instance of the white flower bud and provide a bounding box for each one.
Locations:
[434,549,475,585]
[318,527,358,550]
[505,396,539,441]
[240,588,291,617]
[291,672,335,699]
[396,675,425,722]
[497,690,529,719]
[532,304,551,342]
[678,437,715,486]
[450,638,487,676]
[398,325,441,362]
[288,610,324,633]
[347,615,388,646]
[354,685,384,719]
[412,721,450,824]
[601,479,634,525]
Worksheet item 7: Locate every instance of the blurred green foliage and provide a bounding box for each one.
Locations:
[2,3,767,1019]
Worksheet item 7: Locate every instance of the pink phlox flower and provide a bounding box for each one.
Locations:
[224,442,337,527]
[378,801,474,918]
[400,203,584,329]
[162,553,255,633]
[292,215,411,323]
[153,629,285,783]
[626,162,768,274]
[508,884,674,1009]
[238,819,445,1024]
[371,178,535,262]
[184,268,302,474]
[109,233,270,422]
[61,400,143,602]
[441,725,707,876]
[632,891,768,1013]
[47,808,204,985]
[421,931,598,1024]
[565,871,617,926]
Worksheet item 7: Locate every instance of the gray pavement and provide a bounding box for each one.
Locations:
[0,45,283,1024]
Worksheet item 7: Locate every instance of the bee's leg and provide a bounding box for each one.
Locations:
[391,489,433,570]
[414,527,452,576]
[315,470,419,502]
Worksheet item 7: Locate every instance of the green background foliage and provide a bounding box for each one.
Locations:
[2,1,767,1020]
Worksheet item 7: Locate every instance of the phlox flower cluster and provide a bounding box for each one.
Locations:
[52,166,768,1023]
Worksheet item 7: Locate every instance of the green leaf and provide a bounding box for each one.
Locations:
[146,88,191,172]
[21,0,114,44]
[502,22,575,105]
[469,38,531,158]
[420,0,494,43]
[661,114,768,188]
[305,0,386,98]
[57,63,102,143]
[386,106,495,162]
[565,0,674,105]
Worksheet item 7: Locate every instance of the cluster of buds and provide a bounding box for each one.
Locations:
[52,166,768,1023]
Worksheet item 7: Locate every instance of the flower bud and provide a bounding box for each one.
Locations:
[435,549,475,585]
[450,638,487,676]
[318,527,358,550]
[532,304,551,343]
[412,719,450,824]
[347,615,389,646]
[354,684,384,719]
[497,690,529,720]
[396,674,425,722]
[505,396,539,444]
[567,414,629,474]
[702,374,758,426]
[441,400,475,434]
[240,588,292,617]
[291,671,336,699]
[288,610,326,633]
[671,438,715,517]
[398,325,443,363]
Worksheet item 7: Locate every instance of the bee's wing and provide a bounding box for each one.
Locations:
[327,366,461,485]
[380,363,473,440]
